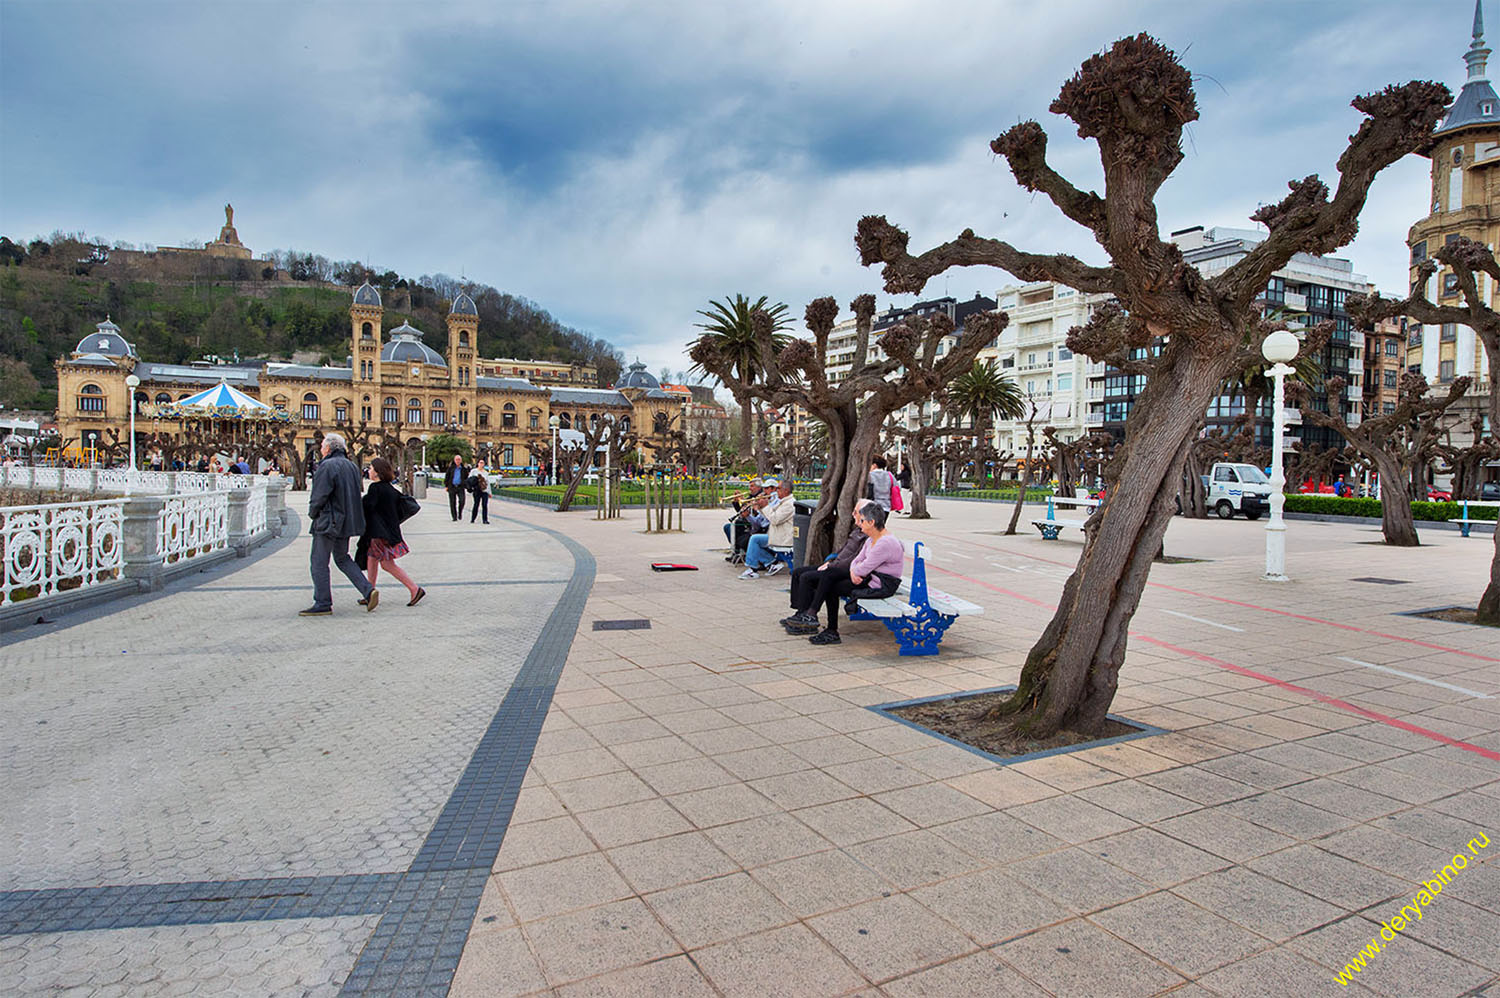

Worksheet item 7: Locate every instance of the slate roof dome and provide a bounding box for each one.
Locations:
[617,360,660,389]
[450,292,478,316]
[381,322,447,367]
[1437,0,1500,136]
[353,282,382,307]
[75,317,136,358]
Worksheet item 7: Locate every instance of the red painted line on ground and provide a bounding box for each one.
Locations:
[922,562,1500,764]
[1133,634,1500,764]
[915,526,1500,665]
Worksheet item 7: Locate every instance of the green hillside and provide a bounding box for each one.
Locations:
[0,234,624,410]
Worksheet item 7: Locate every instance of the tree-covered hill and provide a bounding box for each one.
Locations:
[0,233,624,410]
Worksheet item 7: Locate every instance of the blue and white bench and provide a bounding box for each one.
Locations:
[1453,500,1500,538]
[843,542,983,656]
[1031,495,1099,540]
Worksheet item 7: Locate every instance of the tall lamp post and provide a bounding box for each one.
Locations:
[601,416,613,514]
[1261,329,1299,582]
[549,415,561,486]
[124,374,141,480]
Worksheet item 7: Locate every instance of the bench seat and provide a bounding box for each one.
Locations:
[1031,517,1089,540]
[840,542,983,655]
[1453,518,1496,538]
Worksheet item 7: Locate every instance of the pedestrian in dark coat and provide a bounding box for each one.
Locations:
[301,432,376,616]
[445,454,470,520]
[357,457,425,606]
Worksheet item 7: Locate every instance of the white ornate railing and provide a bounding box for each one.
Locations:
[2,466,269,495]
[62,468,94,491]
[173,471,216,492]
[0,499,125,607]
[246,484,268,535]
[30,467,63,491]
[158,492,229,565]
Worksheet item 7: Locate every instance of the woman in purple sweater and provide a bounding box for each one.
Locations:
[807,504,904,646]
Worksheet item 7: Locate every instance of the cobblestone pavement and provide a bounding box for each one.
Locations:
[452,499,1500,998]
[1,500,588,995]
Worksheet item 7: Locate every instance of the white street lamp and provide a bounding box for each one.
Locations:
[124,374,141,488]
[549,414,561,485]
[1261,329,1299,582]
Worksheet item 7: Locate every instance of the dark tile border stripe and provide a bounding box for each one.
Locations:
[339,512,596,995]
[0,873,402,936]
[867,685,1168,767]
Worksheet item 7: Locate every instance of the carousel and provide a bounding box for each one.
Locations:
[137,381,294,470]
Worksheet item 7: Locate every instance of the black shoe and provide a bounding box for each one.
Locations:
[809,629,841,645]
[784,621,820,635]
[365,588,379,612]
[846,601,862,615]
[298,606,332,617]
[779,612,815,626]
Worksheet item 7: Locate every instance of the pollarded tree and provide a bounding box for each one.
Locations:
[692,297,1002,560]
[1350,237,1500,622]
[1298,371,1469,546]
[883,407,982,519]
[855,33,1449,736]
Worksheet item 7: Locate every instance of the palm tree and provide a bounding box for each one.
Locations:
[947,360,1027,485]
[691,295,791,470]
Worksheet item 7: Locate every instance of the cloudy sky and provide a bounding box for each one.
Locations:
[0,0,1480,376]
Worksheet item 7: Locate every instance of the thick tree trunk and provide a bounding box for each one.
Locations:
[985,353,1226,736]
[1005,429,1035,535]
[1479,529,1500,625]
[805,408,855,564]
[1373,453,1420,546]
[907,453,932,519]
[1182,446,1208,518]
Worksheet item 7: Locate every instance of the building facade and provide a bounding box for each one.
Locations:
[1407,0,1498,439]
[1365,315,1406,417]
[54,285,691,470]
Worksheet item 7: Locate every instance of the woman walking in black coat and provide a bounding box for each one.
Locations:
[359,458,425,606]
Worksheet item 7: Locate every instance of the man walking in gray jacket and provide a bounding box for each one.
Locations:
[301,432,378,616]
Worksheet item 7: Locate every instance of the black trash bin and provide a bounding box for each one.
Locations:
[792,501,815,567]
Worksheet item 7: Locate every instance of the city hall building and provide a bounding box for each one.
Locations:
[54,283,698,468]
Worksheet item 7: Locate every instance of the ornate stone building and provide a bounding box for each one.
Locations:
[54,284,692,469]
[1408,1,1498,436]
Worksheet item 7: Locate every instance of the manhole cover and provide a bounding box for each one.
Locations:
[593,619,651,631]
[1351,577,1410,585]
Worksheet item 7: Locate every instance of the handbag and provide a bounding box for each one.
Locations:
[398,493,421,522]
[890,478,904,512]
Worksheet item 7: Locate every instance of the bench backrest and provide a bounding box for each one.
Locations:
[910,541,930,608]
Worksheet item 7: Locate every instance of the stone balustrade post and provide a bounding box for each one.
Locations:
[227,489,251,556]
[121,495,166,592]
[266,480,289,535]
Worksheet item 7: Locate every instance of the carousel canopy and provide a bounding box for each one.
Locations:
[142,381,290,422]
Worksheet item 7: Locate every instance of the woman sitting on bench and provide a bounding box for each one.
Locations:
[800,504,904,646]
[782,498,871,635]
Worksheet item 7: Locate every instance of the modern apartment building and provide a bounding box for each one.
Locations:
[1082,226,1366,451]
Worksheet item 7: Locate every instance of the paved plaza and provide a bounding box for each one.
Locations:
[2,495,1497,996]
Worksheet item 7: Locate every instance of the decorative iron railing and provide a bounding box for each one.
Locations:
[158,491,230,565]
[0,499,125,607]
[246,484,269,535]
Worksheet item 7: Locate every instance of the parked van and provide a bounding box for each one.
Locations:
[1202,463,1274,520]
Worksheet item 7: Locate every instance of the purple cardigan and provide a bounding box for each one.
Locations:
[850,533,904,583]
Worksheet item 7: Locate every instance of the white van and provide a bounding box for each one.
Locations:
[1202,463,1273,520]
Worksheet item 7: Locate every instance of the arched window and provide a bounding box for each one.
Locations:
[271,394,289,413]
[502,402,516,429]
[155,392,171,405]
[619,416,631,434]
[558,412,571,429]
[383,396,399,423]
[408,397,423,424]
[333,398,350,423]
[528,407,542,430]
[653,411,670,435]
[430,399,446,427]
[134,391,148,413]
[361,322,373,340]
[302,392,320,421]
[459,331,470,347]
[77,383,105,414]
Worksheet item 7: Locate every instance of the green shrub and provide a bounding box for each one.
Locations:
[1281,495,1496,522]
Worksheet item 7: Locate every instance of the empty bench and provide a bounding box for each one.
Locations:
[843,542,983,655]
[1032,494,1099,540]
[1453,500,1500,538]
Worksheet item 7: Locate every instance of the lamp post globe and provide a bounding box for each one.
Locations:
[124,374,141,479]
[1260,329,1299,582]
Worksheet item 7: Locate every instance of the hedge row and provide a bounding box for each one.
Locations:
[928,488,1056,501]
[1282,495,1497,522]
